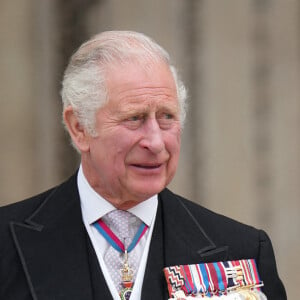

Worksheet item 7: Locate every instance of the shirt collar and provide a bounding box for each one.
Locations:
[77,165,158,227]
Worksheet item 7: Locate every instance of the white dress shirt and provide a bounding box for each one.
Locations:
[77,166,158,299]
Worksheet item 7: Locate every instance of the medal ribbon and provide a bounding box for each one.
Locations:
[94,218,148,253]
[163,259,264,298]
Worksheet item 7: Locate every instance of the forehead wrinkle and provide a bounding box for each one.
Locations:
[112,85,176,102]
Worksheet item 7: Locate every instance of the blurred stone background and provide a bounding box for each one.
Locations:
[1,0,299,298]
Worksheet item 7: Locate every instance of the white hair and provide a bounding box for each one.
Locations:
[61,31,187,136]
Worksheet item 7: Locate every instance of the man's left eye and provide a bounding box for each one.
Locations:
[159,112,174,120]
[164,113,173,119]
[157,113,177,129]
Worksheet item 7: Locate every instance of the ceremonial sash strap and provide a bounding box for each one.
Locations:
[163,259,264,298]
[94,218,148,253]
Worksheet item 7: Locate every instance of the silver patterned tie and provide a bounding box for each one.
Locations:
[102,210,142,292]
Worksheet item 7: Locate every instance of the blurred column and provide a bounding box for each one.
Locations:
[33,0,64,192]
[198,0,255,224]
[269,1,300,298]
[34,0,101,191]
[0,0,36,205]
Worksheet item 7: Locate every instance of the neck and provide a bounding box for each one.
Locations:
[80,162,155,210]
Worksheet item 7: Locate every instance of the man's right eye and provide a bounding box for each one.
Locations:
[128,115,140,121]
[123,115,144,129]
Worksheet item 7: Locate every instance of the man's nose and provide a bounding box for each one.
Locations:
[139,118,164,154]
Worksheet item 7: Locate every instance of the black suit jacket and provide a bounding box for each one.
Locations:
[0,174,286,299]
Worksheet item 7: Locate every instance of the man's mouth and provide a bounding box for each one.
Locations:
[131,164,162,169]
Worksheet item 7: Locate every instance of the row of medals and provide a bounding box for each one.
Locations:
[173,265,266,300]
[173,289,265,299]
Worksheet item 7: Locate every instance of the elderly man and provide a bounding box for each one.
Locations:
[0,31,286,300]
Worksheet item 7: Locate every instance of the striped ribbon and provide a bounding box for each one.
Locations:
[163,259,264,298]
[94,218,148,253]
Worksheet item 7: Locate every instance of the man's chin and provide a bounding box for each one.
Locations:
[115,191,158,210]
[129,183,165,201]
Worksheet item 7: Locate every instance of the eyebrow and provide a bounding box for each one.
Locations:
[116,101,179,116]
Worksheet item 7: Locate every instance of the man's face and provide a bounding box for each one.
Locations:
[81,61,181,209]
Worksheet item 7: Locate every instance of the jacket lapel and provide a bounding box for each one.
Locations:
[10,176,95,300]
[160,189,229,266]
[142,189,229,299]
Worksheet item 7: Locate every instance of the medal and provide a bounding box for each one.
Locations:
[120,287,132,300]
[120,250,134,298]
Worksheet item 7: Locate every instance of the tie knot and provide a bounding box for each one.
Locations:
[102,210,141,248]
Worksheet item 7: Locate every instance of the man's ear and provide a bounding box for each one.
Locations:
[63,106,90,152]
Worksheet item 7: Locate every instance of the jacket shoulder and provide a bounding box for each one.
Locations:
[161,188,254,224]
[0,174,77,224]
[0,188,55,223]
[161,188,261,243]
